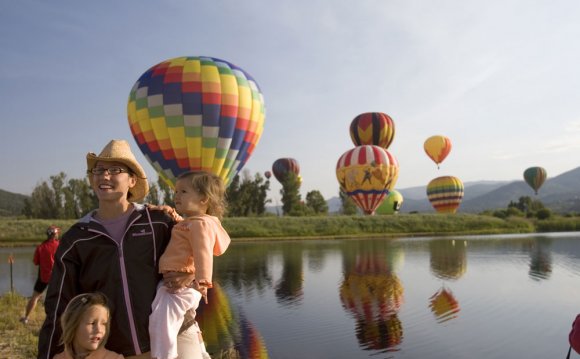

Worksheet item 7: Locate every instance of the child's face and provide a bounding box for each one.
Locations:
[74,304,109,354]
[174,178,208,217]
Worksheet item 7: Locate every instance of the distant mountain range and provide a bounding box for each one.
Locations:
[0,189,28,216]
[4,166,580,216]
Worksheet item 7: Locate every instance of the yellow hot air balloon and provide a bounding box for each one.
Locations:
[427,176,464,214]
[424,135,452,169]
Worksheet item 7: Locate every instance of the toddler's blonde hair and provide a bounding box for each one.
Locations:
[177,171,227,219]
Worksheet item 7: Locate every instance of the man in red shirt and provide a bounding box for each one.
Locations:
[20,225,60,324]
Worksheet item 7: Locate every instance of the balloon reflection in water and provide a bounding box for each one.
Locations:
[197,283,269,358]
[340,242,405,352]
[528,238,553,280]
[429,286,460,323]
[275,247,304,305]
[429,239,467,280]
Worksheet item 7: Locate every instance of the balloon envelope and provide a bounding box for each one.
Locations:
[424,135,452,168]
[349,112,395,149]
[127,56,266,187]
[427,176,464,214]
[272,158,300,183]
[375,189,403,215]
[336,145,399,215]
[523,166,547,195]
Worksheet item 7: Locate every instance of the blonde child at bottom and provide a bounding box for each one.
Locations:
[149,171,231,359]
[53,292,123,359]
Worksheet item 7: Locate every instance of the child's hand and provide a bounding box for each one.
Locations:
[147,204,183,222]
[199,286,208,304]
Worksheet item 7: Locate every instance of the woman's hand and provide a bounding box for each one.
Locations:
[163,271,195,294]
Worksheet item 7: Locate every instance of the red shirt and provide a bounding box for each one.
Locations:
[33,238,59,283]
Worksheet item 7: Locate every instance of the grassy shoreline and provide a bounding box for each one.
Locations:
[2,213,580,246]
[0,292,43,358]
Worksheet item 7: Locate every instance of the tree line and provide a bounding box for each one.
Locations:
[22,170,358,219]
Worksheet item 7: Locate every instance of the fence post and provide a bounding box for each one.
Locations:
[8,254,14,293]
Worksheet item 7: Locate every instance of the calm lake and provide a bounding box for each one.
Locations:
[2,233,580,358]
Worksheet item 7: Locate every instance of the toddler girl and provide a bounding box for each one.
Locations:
[149,170,231,359]
[54,292,123,359]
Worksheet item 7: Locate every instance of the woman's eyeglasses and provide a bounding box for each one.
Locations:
[89,167,130,175]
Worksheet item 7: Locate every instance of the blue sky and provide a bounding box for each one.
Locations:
[2,0,580,205]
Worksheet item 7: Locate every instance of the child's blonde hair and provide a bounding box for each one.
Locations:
[177,171,227,219]
[60,292,111,353]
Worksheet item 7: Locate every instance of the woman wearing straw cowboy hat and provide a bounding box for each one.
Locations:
[38,139,205,359]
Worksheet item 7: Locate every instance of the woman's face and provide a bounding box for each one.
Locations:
[91,161,136,203]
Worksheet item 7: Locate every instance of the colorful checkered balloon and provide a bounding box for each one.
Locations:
[127,56,266,187]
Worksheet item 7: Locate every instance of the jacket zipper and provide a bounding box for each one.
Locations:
[89,212,143,355]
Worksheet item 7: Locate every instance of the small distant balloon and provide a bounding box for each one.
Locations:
[349,112,395,149]
[336,145,399,215]
[424,135,452,169]
[427,176,464,214]
[272,158,300,183]
[264,170,272,179]
[523,166,547,195]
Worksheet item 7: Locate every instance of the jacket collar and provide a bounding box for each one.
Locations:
[78,203,146,224]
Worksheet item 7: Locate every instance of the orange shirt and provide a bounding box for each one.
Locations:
[159,214,231,287]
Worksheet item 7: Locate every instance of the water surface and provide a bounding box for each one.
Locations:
[3,233,579,358]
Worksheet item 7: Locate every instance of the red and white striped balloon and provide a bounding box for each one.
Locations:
[336,145,399,215]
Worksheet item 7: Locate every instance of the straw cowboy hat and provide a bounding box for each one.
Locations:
[86,139,149,202]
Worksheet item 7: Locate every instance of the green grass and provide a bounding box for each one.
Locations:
[2,213,579,247]
[0,292,42,358]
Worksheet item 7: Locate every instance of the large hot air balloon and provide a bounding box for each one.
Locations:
[424,135,452,169]
[272,158,300,183]
[349,112,395,149]
[426,176,464,214]
[523,166,547,195]
[127,56,266,187]
[375,189,403,215]
[336,145,399,215]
